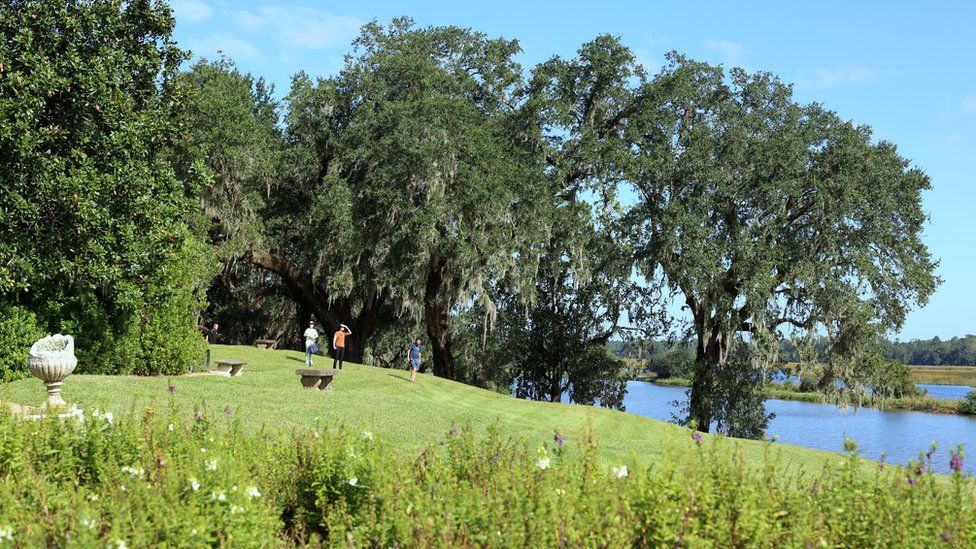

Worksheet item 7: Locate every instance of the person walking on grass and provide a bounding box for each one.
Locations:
[407,337,422,382]
[333,324,351,369]
[303,321,319,366]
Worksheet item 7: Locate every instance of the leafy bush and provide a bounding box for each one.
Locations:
[0,406,973,546]
[0,305,46,381]
[960,391,976,415]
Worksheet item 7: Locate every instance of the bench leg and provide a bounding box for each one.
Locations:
[230,365,244,376]
[320,376,334,391]
[300,375,321,389]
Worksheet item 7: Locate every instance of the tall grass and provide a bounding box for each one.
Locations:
[0,405,972,547]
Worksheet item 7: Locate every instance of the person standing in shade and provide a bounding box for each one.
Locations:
[332,324,351,369]
[303,321,319,366]
[407,337,422,382]
[204,322,220,370]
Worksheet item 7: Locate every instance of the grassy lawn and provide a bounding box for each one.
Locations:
[0,344,853,472]
[909,365,976,386]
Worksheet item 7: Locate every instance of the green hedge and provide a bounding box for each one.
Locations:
[0,407,972,546]
[0,305,45,382]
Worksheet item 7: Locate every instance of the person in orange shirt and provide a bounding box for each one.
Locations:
[332,324,351,369]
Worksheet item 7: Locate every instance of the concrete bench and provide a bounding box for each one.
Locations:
[214,359,246,377]
[295,368,340,391]
[254,339,277,349]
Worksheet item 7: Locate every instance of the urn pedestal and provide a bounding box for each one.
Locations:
[28,334,77,409]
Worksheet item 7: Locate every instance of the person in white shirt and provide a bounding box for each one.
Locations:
[303,321,319,365]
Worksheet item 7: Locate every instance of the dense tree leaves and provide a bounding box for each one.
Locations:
[628,54,939,431]
[0,0,212,374]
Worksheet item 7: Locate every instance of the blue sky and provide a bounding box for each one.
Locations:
[170,0,976,341]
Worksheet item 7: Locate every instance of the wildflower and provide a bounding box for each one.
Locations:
[121,465,145,477]
[449,425,458,436]
[230,505,242,514]
[554,488,566,496]
[116,540,128,549]
[211,491,226,501]
[80,518,97,530]
[200,448,207,453]
[362,431,374,441]
[88,493,99,502]
[0,526,12,542]
[612,465,629,479]
[554,433,565,446]
[908,477,916,487]
[536,457,551,470]
[348,476,359,486]
[950,447,964,475]
[247,486,261,498]
[168,384,176,393]
[692,432,702,444]
[206,459,218,471]
[167,424,174,431]
[224,407,233,416]
[231,485,238,492]
[189,478,200,491]
[926,442,937,461]
[492,454,499,463]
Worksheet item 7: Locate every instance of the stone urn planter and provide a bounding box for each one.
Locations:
[28,334,77,408]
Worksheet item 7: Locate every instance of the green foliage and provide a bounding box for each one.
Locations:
[0,305,45,381]
[0,407,973,546]
[960,391,976,415]
[629,54,939,430]
[0,0,213,375]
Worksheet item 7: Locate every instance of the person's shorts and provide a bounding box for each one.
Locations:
[409,359,420,371]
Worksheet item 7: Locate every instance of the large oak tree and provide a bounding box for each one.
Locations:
[629,55,939,431]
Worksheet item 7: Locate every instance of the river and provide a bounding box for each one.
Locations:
[622,381,976,475]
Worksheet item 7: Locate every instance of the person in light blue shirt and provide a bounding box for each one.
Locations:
[407,338,422,383]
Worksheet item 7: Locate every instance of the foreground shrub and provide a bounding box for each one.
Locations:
[0,408,972,547]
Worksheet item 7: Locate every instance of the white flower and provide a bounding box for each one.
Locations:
[121,465,144,477]
[612,465,629,479]
[536,457,551,470]
[554,488,566,496]
[230,505,242,514]
[189,478,200,491]
[167,424,174,431]
[361,431,374,441]
[0,526,12,542]
[206,459,218,471]
[211,491,226,501]
[191,529,198,536]
[347,476,358,487]
[91,409,113,424]
[103,412,113,424]
[200,448,207,453]
[247,486,261,498]
[116,540,127,549]
[80,518,97,530]
[120,485,126,492]
[88,494,99,502]
[231,485,238,492]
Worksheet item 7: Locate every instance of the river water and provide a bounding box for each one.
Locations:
[622,381,976,475]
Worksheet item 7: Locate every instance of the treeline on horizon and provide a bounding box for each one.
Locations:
[0,1,940,438]
[610,334,976,368]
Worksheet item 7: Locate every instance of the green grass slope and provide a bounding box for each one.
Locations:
[2,344,847,471]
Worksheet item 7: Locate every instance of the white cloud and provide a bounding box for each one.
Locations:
[171,0,212,23]
[962,95,976,114]
[189,34,262,61]
[233,5,362,49]
[798,65,888,88]
[703,39,746,65]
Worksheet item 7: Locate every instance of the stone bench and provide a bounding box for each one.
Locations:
[254,339,278,349]
[295,368,340,391]
[214,359,246,377]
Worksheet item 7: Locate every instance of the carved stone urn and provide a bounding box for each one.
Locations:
[28,334,77,408]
